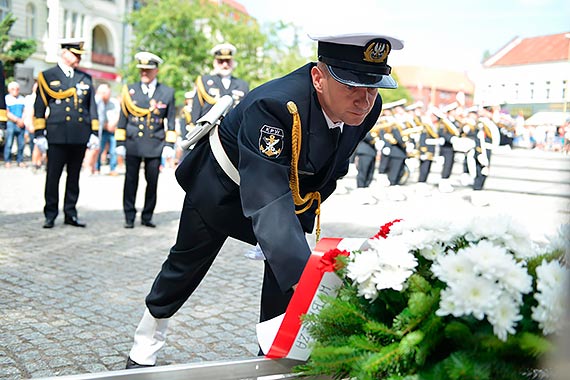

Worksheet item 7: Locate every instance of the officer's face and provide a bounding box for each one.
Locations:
[214,58,234,76]
[62,50,82,68]
[311,64,378,126]
[140,68,158,83]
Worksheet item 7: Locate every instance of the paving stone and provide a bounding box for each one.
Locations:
[1,150,568,378]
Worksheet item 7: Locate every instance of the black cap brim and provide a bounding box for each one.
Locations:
[327,65,397,89]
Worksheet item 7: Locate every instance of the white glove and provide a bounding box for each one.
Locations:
[115,145,126,158]
[34,136,49,153]
[87,134,100,150]
[161,145,175,159]
[477,153,489,167]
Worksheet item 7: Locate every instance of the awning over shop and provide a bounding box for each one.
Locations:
[80,67,121,82]
[525,111,569,126]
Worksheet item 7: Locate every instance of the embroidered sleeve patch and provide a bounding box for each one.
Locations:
[259,125,284,158]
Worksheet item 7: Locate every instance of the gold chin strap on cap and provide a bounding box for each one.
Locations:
[195,76,217,107]
[37,71,78,108]
[287,101,321,242]
[120,84,151,126]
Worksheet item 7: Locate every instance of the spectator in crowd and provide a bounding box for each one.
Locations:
[4,81,27,167]
[95,83,119,176]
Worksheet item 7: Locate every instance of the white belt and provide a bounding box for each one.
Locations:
[209,126,240,185]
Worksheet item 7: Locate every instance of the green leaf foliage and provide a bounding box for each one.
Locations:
[124,0,307,103]
[0,13,37,79]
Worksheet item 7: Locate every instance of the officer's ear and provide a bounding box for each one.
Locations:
[311,65,326,93]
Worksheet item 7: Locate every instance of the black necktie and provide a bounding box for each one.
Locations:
[331,127,342,148]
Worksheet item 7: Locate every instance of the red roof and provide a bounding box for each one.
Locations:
[488,32,570,67]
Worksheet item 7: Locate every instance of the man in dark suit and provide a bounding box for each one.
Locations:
[33,38,99,228]
[125,32,404,369]
[191,43,249,124]
[115,52,176,228]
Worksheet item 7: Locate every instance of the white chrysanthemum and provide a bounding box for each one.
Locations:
[532,259,569,334]
[356,277,379,301]
[487,294,523,341]
[436,287,468,318]
[544,224,570,260]
[450,274,501,320]
[500,261,533,296]
[418,241,446,261]
[535,259,567,291]
[346,249,381,284]
[347,238,417,297]
[431,253,473,284]
[461,240,510,279]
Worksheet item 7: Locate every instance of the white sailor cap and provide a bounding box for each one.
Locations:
[135,51,163,69]
[405,101,424,111]
[429,106,446,120]
[442,101,459,113]
[308,32,404,89]
[210,43,236,59]
[382,98,407,110]
[59,38,86,55]
[184,90,196,99]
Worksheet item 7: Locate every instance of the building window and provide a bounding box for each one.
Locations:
[545,81,551,99]
[563,80,567,100]
[514,83,519,99]
[0,0,10,21]
[529,82,534,100]
[25,3,36,38]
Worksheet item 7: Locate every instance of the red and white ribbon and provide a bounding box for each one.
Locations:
[256,237,368,361]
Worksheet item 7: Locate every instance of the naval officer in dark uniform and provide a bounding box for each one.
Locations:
[125,32,404,369]
[115,52,177,228]
[191,43,249,124]
[33,38,99,228]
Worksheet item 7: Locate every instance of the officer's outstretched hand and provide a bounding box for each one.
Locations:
[115,145,126,158]
[87,134,100,150]
[161,146,175,159]
[34,136,48,153]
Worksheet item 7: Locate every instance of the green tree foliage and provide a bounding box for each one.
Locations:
[0,13,37,79]
[379,71,412,105]
[124,0,307,103]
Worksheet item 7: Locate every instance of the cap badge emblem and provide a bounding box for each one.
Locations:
[363,41,390,63]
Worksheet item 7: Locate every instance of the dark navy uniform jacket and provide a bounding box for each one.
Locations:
[33,66,98,144]
[116,82,176,158]
[355,132,377,157]
[177,63,382,293]
[191,74,249,123]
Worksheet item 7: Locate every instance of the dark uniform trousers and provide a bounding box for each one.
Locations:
[145,192,293,323]
[44,144,86,220]
[124,155,161,223]
[355,132,376,188]
[440,145,455,179]
[144,63,381,326]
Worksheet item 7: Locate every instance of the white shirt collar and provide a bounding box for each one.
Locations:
[58,62,74,77]
[322,110,344,132]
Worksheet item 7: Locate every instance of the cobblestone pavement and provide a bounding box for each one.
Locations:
[0,147,569,379]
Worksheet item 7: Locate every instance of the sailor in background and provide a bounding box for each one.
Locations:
[435,102,460,193]
[125,32,404,369]
[191,43,249,124]
[33,38,99,229]
[115,52,176,228]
